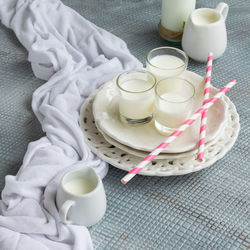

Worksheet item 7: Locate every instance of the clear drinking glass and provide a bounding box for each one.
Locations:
[154,77,195,134]
[116,69,156,125]
[146,47,188,81]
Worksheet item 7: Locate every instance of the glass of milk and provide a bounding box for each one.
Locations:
[146,47,188,81]
[154,77,195,135]
[116,69,156,125]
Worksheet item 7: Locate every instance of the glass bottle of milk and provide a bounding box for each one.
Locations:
[159,0,196,42]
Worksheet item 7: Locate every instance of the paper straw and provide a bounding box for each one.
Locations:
[121,79,236,184]
[197,52,213,162]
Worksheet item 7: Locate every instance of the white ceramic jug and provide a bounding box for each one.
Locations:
[182,2,229,62]
[56,167,106,227]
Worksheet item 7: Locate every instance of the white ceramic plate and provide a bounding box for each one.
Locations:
[95,122,222,160]
[93,71,227,153]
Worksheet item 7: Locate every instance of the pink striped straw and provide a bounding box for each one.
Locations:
[121,79,236,184]
[197,52,213,162]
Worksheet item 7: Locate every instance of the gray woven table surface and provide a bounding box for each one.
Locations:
[0,0,249,249]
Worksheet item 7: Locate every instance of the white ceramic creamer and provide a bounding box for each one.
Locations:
[56,168,106,227]
[182,2,229,62]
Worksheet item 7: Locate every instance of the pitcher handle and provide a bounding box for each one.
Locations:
[216,2,229,20]
[59,200,75,224]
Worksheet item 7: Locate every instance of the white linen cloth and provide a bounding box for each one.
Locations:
[0,0,141,249]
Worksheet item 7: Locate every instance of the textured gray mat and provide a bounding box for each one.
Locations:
[0,0,249,249]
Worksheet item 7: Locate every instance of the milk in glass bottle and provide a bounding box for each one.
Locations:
[158,0,196,43]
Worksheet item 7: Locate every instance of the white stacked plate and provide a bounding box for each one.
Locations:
[79,71,240,176]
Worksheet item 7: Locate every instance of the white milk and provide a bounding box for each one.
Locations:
[161,0,196,32]
[193,11,220,25]
[119,79,154,120]
[147,55,185,80]
[64,179,96,195]
[154,92,190,129]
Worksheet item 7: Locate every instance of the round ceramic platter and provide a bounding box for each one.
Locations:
[95,122,221,160]
[79,90,240,176]
[92,71,228,153]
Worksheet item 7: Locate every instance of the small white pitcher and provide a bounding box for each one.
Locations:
[56,167,106,227]
[182,3,229,62]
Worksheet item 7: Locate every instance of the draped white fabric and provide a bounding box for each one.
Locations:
[0,0,141,249]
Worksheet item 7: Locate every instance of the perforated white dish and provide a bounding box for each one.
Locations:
[79,90,240,176]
